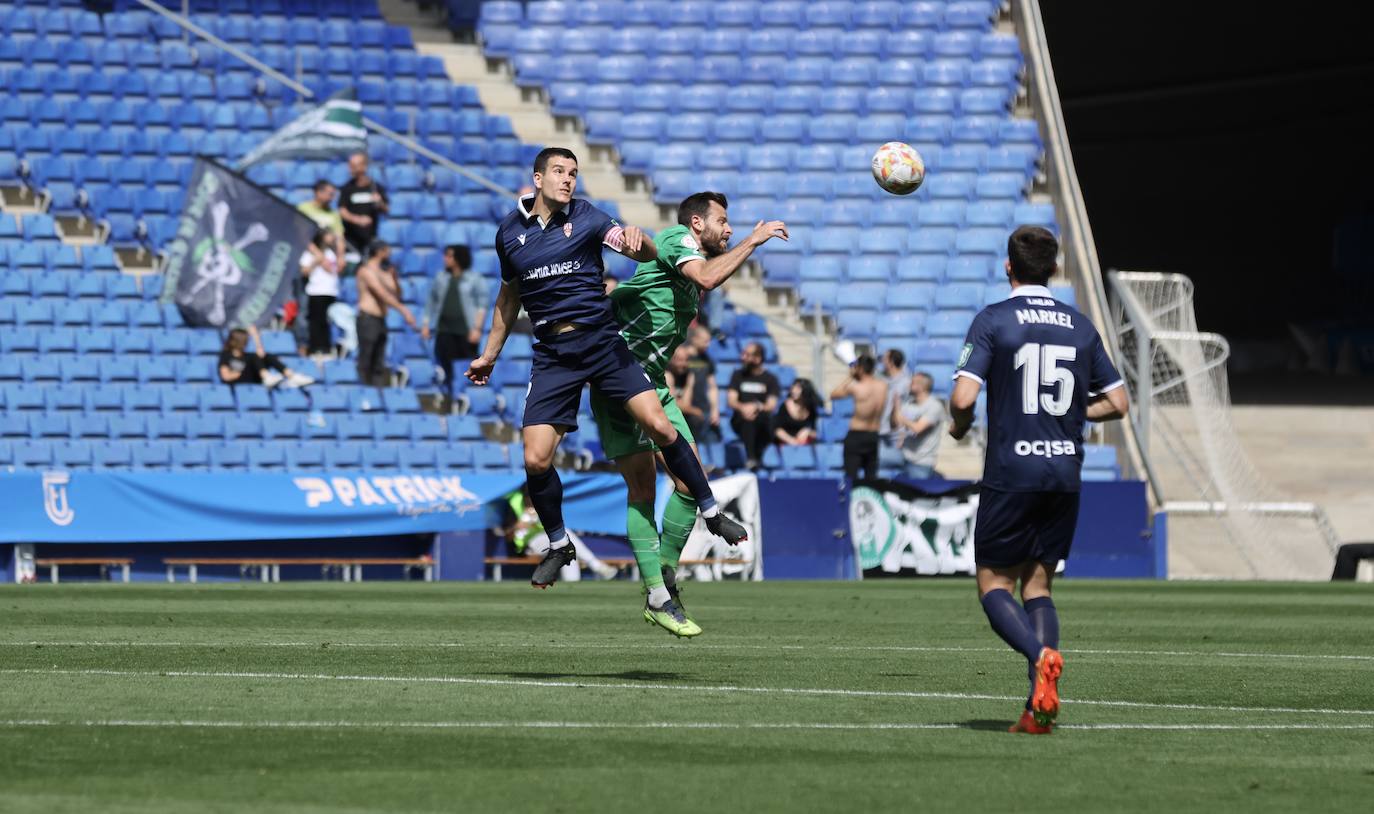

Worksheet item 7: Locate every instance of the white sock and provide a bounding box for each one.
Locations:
[648,586,671,607]
[701,505,719,519]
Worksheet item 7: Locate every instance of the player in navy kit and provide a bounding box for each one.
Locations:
[948,226,1130,733]
[465,148,745,632]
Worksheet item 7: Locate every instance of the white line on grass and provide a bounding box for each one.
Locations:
[4,641,1371,662]
[0,719,1371,733]
[4,667,1373,718]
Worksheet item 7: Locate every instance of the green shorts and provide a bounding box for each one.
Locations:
[590,380,695,461]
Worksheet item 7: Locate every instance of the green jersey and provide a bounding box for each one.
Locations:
[610,224,706,380]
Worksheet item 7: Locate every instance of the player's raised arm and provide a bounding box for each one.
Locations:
[466,279,520,386]
[680,220,789,291]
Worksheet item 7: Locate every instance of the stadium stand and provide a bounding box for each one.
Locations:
[0,0,1117,482]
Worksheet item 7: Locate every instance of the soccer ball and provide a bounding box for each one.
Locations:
[871,141,926,196]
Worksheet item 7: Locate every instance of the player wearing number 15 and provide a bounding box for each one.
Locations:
[948,225,1130,734]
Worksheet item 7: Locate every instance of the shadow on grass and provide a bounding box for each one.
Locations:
[483,670,690,682]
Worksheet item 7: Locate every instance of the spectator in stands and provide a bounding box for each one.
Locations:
[665,345,697,428]
[881,348,912,437]
[892,372,945,480]
[338,152,388,254]
[423,244,488,409]
[684,325,720,445]
[218,325,313,389]
[728,342,780,470]
[831,355,889,481]
[774,378,820,446]
[300,228,342,358]
[355,241,418,387]
[297,180,344,241]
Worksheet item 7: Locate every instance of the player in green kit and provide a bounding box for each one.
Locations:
[591,192,788,634]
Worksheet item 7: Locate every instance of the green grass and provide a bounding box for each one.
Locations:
[1,580,1371,813]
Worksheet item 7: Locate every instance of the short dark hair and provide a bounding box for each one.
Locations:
[533,147,578,175]
[884,348,906,369]
[445,244,471,270]
[368,240,390,260]
[1008,225,1058,285]
[854,355,876,375]
[913,371,934,389]
[313,179,334,193]
[677,191,728,227]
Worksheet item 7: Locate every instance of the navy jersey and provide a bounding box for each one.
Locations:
[494,195,626,338]
[955,285,1123,492]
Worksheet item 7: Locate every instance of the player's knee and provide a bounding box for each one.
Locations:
[523,449,553,473]
[643,416,677,445]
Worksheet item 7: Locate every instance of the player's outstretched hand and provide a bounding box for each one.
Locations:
[465,357,495,386]
[750,220,789,246]
[948,419,969,441]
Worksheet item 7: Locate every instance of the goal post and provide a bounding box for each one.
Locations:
[1108,270,1340,580]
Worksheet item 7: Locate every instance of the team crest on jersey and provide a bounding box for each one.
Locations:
[563,222,573,238]
[681,234,698,250]
[958,343,973,368]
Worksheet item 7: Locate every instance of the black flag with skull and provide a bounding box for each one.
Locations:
[160,157,319,329]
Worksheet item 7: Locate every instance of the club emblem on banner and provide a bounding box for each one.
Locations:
[184,201,269,326]
[42,471,75,527]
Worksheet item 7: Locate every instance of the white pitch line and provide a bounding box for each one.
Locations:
[4,667,1373,718]
[3,641,1371,662]
[0,719,1370,733]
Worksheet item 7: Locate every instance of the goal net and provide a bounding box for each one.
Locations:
[1109,271,1339,580]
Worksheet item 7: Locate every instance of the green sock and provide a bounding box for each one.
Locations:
[627,502,665,595]
[660,491,698,570]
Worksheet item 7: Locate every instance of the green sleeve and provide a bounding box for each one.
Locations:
[656,228,707,275]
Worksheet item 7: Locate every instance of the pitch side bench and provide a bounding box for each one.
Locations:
[163,557,433,583]
[35,558,133,584]
[483,556,637,582]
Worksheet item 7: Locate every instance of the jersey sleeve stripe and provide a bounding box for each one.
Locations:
[1089,379,1125,397]
[602,225,625,252]
[674,253,705,267]
[953,370,984,385]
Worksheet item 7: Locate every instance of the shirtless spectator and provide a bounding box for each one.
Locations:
[354,241,418,387]
[830,355,889,481]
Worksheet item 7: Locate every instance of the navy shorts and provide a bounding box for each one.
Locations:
[973,487,1081,568]
[522,324,654,430]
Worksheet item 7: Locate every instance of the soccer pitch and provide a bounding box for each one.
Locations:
[1,581,1370,813]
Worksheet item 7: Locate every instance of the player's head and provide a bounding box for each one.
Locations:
[742,342,765,371]
[882,348,905,375]
[677,192,731,257]
[532,147,578,207]
[312,179,335,206]
[911,372,933,398]
[348,152,369,179]
[225,328,248,353]
[368,239,391,264]
[444,244,471,273]
[1006,225,1058,286]
[689,324,711,351]
[853,355,876,377]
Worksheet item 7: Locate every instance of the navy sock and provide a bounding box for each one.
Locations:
[980,589,1044,663]
[657,433,717,513]
[525,467,566,545]
[1022,596,1059,709]
[1023,597,1059,650]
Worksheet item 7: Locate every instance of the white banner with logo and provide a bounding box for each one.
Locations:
[849,481,979,577]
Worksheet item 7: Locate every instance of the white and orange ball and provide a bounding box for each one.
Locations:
[871,141,926,196]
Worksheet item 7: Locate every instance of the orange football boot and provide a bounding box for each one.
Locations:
[1031,647,1064,726]
[1008,709,1053,734]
